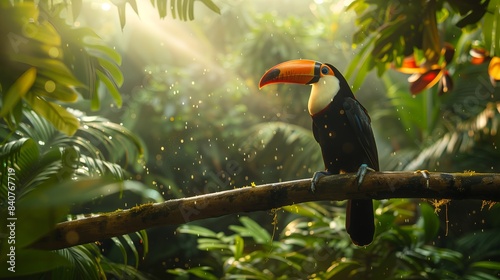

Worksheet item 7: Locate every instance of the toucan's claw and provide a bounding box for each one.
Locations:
[355,164,375,189]
[311,171,332,193]
[414,169,430,188]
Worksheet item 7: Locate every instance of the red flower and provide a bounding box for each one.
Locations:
[395,44,454,95]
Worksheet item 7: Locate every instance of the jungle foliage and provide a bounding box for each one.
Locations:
[1,0,500,279]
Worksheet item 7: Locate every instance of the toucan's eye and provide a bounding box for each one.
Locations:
[321,66,330,75]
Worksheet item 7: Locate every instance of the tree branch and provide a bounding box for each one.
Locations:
[32,171,500,250]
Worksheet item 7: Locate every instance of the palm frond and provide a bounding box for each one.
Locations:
[52,244,104,280]
[0,138,82,198]
[0,138,39,198]
[76,112,145,166]
[18,109,60,144]
[100,257,155,280]
[3,108,144,168]
[77,154,125,180]
[52,232,151,279]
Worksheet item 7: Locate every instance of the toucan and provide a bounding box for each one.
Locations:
[259,59,378,246]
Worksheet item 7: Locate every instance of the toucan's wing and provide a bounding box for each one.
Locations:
[312,120,320,144]
[343,97,379,170]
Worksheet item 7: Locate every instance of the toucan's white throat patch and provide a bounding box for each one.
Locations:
[308,75,340,115]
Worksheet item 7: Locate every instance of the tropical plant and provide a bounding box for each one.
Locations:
[342,0,500,172]
[0,0,190,278]
[0,0,220,136]
[169,201,500,279]
[0,108,161,278]
[0,1,123,136]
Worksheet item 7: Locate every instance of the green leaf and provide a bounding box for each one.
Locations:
[467,271,500,280]
[185,266,218,280]
[233,235,244,259]
[484,0,500,56]
[24,92,80,136]
[24,19,61,46]
[122,234,140,268]
[283,203,323,219]
[178,0,189,20]
[97,57,124,87]
[54,245,103,279]
[90,77,100,111]
[199,0,220,14]
[236,216,271,244]
[0,249,70,277]
[111,236,128,266]
[18,177,121,209]
[31,82,79,103]
[87,43,122,65]
[188,0,194,20]
[419,203,440,243]
[345,37,375,88]
[136,230,149,257]
[471,261,500,270]
[0,138,39,195]
[10,55,84,87]
[0,67,36,117]
[266,254,303,271]
[170,0,177,19]
[157,0,167,18]
[168,266,218,280]
[97,70,123,108]
[121,180,164,202]
[117,3,126,29]
[496,4,500,57]
[15,178,120,247]
[197,240,230,251]
[321,260,361,279]
[128,0,139,15]
[37,67,86,90]
[178,224,219,238]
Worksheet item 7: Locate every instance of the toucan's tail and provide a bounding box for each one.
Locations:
[346,199,375,246]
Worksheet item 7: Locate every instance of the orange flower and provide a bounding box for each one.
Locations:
[395,44,454,95]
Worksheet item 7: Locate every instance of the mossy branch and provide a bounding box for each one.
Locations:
[32,171,500,250]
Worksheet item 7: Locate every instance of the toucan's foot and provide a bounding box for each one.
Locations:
[414,169,430,188]
[355,164,375,189]
[311,171,332,193]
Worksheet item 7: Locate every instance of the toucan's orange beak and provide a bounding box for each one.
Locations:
[259,59,323,88]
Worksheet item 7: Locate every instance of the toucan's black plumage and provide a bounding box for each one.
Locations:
[259,60,378,246]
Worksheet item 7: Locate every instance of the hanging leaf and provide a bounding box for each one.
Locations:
[230,216,271,244]
[97,57,124,87]
[86,43,122,65]
[157,0,167,18]
[96,70,123,108]
[0,67,36,117]
[199,0,220,14]
[233,235,244,259]
[128,0,139,15]
[24,93,80,136]
[178,224,219,238]
[418,203,440,243]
